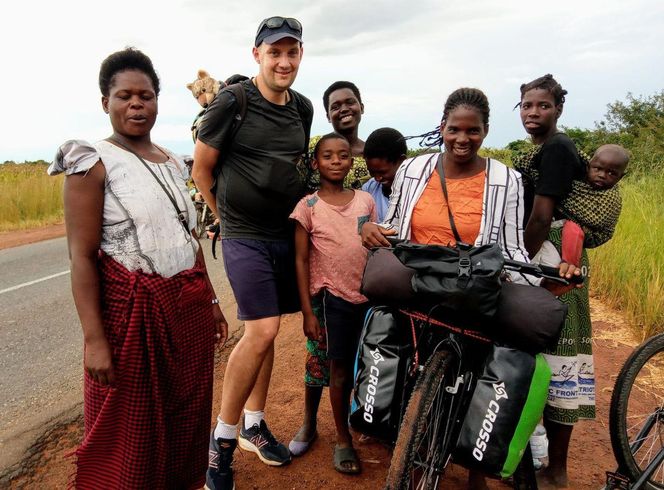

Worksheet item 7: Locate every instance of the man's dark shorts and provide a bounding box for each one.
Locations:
[315,289,368,361]
[221,238,300,321]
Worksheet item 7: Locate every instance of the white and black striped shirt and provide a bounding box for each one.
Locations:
[383,153,537,285]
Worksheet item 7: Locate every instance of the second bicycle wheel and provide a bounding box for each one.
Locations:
[385,349,462,490]
[610,332,664,489]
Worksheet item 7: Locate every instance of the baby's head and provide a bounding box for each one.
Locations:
[587,144,629,189]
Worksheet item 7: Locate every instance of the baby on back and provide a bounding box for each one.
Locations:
[533,143,629,267]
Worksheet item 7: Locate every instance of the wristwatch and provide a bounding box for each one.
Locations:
[211,298,220,305]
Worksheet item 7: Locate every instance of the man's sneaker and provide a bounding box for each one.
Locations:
[205,432,236,490]
[238,420,291,466]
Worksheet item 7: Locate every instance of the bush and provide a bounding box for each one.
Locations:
[479,147,513,165]
[563,91,664,177]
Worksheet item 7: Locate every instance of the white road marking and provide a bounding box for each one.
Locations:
[0,270,70,295]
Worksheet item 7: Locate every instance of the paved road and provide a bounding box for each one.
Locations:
[0,236,237,473]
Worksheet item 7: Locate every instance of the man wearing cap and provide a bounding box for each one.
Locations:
[192,16,312,490]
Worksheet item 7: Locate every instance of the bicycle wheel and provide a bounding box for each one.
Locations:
[386,349,462,490]
[610,332,664,489]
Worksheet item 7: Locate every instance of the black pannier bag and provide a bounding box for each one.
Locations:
[392,241,505,319]
[350,307,412,443]
[455,346,551,478]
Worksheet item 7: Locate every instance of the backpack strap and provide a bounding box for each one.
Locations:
[226,83,248,139]
[290,90,314,190]
[191,109,206,143]
[290,90,313,153]
[210,82,247,184]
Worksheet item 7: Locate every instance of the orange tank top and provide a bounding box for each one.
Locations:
[411,169,485,246]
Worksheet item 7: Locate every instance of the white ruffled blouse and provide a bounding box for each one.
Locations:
[49,140,199,278]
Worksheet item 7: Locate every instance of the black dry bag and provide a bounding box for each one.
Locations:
[455,346,551,478]
[392,241,504,319]
[350,307,412,443]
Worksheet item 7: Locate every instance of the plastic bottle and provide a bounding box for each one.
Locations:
[530,424,549,470]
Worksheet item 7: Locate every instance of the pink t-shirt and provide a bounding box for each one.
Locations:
[290,190,376,304]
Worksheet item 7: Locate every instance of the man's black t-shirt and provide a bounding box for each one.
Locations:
[197,79,313,240]
[522,132,586,226]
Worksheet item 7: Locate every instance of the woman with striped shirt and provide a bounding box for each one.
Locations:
[361,88,534,285]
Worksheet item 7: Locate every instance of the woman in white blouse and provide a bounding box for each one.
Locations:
[49,48,226,489]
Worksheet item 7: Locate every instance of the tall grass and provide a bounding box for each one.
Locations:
[0,163,64,231]
[589,173,664,339]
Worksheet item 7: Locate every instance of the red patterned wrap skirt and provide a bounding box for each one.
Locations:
[74,253,216,489]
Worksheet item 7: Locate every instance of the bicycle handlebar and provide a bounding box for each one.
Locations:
[382,237,584,286]
[503,259,584,285]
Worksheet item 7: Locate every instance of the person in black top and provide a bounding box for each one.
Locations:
[516,74,591,490]
[192,16,313,490]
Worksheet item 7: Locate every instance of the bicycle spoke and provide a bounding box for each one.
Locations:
[412,380,445,487]
[390,350,463,490]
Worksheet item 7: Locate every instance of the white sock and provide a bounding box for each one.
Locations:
[244,409,265,430]
[214,417,238,440]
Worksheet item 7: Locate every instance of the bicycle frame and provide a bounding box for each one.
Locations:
[397,308,492,472]
[393,307,540,489]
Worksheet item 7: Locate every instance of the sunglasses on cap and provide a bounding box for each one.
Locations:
[256,16,303,36]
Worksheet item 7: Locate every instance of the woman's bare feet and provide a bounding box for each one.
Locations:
[536,467,570,489]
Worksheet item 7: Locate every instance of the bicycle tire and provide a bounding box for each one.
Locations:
[609,332,664,489]
[385,349,461,490]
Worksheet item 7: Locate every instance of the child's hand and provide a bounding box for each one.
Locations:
[361,222,396,248]
[302,312,321,340]
[541,261,584,297]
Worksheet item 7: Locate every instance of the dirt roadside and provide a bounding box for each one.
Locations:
[6,298,639,489]
[0,223,66,250]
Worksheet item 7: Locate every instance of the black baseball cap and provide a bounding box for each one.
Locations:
[255,16,303,47]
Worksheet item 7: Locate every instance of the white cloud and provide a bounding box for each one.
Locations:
[1,0,663,161]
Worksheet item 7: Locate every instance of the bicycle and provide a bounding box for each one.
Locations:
[605,332,664,490]
[382,255,581,490]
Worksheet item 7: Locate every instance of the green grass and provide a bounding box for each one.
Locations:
[589,173,664,339]
[0,163,64,231]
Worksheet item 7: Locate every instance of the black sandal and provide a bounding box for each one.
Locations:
[333,445,361,475]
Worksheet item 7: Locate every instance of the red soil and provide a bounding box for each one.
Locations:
[7,303,638,489]
[0,223,66,250]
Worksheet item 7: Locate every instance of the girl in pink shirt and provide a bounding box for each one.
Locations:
[289,133,376,474]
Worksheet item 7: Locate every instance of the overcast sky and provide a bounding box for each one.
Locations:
[2,0,663,162]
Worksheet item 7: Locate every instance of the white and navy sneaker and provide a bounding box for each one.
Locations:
[205,433,236,490]
[238,420,291,466]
